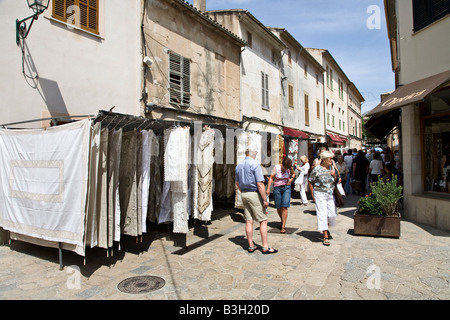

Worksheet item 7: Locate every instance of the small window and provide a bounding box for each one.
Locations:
[53,0,99,34]
[288,83,294,108]
[261,72,269,109]
[316,100,320,119]
[304,93,310,126]
[169,52,191,107]
[246,31,253,48]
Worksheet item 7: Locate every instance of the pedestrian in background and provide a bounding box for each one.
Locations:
[343,148,354,194]
[369,151,384,183]
[335,154,348,186]
[295,155,310,206]
[352,150,370,196]
[235,146,278,254]
[308,151,338,246]
[267,157,295,234]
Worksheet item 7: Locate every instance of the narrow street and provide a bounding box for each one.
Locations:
[1,193,449,301]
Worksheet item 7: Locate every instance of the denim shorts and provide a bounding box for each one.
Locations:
[273,185,291,208]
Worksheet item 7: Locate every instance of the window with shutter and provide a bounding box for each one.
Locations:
[261,72,269,109]
[169,52,191,107]
[288,84,294,108]
[413,0,450,32]
[316,100,320,119]
[304,93,309,126]
[52,0,99,34]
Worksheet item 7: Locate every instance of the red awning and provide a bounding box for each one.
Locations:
[327,132,345,145]
[283,127,308,139]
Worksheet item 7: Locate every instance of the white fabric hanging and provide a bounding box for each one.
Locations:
[196,127,215,221]
[160,127,190,233]
[141,130,150,234]
[108,128,122,243]
[86,122,101,248]
[97,128,109,249]
[0,120,91,251]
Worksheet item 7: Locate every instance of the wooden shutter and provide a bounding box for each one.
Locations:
[304,94,309,126]
[288,84,294,107]
[169,52,190,107]
[316,101,320,119]
[52,0,99,34]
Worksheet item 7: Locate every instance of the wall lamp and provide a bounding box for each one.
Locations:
[16,0,50,45]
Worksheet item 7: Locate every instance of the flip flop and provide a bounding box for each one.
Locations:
[262,247,278,254]
[323,238,330,246]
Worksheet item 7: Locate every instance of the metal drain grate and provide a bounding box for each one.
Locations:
[117,276,165,294]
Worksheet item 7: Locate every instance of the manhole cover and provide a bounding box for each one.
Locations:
[117,276,165,294]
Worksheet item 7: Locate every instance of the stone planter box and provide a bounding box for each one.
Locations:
[353,211,401,238]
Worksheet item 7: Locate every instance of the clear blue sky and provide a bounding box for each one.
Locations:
[187,0,395,115]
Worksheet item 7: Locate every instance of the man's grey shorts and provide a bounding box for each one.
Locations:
[241,191,267,222]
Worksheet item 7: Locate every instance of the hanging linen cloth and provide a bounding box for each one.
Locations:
[161,126,190,233]
[119,130,140,237]
[196,127,215,221]
[108,128,122,244]
[287,139,299,167]
[0,120,91,256]
[96,128,109,249]
[86,122,101,248]
[140,130,151,234]
[147,132,161,223]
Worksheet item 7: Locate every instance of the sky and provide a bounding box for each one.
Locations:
[187,0,395,115]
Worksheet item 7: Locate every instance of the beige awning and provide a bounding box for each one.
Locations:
[367,70,450,116]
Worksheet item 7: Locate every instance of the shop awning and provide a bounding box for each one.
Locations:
[367,70,450,116]
[283,127,308,139]
[327,132,345,145]
[364,109,401,141]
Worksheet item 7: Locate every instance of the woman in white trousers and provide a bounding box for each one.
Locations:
[308,151,338,246]
[295,155,310,205]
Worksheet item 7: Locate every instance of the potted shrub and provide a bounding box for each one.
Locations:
[354,175,402,238]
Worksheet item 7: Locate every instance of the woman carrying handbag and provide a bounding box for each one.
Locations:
[308,151,339,246]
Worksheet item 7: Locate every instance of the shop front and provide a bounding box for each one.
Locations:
[366,70,450,231]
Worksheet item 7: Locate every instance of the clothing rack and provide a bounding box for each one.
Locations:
[0,114,96,128]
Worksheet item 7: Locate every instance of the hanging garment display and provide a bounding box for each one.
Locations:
[161,126,190,233]
[96,128,109,249]
[140,130,151,234]
[119,130,140,237]
[108,128,122,243]
[0,120,91,253]
[196,127,215,221]
[147,132,161,223]
[287,139,299,167]
[86,122,101,248]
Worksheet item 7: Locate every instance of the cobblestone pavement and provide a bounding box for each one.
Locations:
[0,194,449,301]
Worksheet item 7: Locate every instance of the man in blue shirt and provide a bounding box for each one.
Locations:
[235,146,278,254]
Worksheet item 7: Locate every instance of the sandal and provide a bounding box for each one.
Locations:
[323,238,330,246]
[262,247,278,254]
[247,246,257,253]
